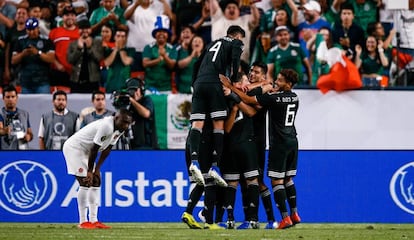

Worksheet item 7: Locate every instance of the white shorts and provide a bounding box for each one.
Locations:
[62,143,90,177]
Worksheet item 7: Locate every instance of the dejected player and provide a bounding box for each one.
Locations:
[62,109,133,229]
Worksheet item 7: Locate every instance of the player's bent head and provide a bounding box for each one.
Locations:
[279,69,299,87]
[114,108,134,131]
[227,25,245,38]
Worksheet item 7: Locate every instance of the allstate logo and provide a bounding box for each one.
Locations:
[390,162,414,214]
[0,160,57,215]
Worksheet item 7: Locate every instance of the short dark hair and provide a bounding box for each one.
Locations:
[279,69,298,86]
[251,61,268,75]
[340,2,354,14]
[227,25,245,38]
[92,90,106,101]
[2,85,17,97]
[53,90,67,100]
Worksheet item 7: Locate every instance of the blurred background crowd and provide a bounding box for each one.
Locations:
[0,0,412,95]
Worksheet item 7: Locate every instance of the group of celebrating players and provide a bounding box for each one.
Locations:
[182,25,302,230]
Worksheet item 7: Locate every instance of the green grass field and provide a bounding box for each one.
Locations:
[0,223,413,240]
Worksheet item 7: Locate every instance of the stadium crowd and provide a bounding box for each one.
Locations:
[0,0,412,94]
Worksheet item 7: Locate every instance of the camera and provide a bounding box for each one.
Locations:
[111,89,131,110]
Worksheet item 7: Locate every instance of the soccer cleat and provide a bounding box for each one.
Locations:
[93,221,111,229]
[236,221,259,229]
[204,223,226,230]
[290,212,301,225]
[208,166,227,187]
[264,221,278,229]
[189,162,205,186]
[217,222,228,229]
[226,220,235,229]
[78,221,96,229]
[277,216,293,229]
[197,209,206,223]
[181,212,202,229]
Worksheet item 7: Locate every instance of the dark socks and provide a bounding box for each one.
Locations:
[185,184,204,214]
[260,188,275,221]
[285,181,297,213]
[272,184,289,218]
[246,183,259,222]
[212,130,224,164]
[224,185,237,221]
[189,128,202,161]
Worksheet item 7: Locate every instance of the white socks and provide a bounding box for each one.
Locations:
[77,186,89,224]
[77,186,101,223]
[88,187,100,223]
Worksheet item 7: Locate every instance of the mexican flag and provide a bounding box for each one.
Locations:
[150,94,192,149]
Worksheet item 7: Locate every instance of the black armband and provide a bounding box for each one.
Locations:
[228,91,242,104]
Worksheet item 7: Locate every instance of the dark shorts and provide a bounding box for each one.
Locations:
[190,82,227,121]
[222,139,259,181]
[267,138,298,179]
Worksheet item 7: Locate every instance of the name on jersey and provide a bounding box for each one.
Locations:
[275,96,298,103]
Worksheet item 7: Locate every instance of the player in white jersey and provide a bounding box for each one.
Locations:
[62,109,133,229]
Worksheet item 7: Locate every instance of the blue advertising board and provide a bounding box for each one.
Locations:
[0,150,413,223]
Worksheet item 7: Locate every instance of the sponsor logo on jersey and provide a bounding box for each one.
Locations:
[390,162,414,214]
[0,160,57,215]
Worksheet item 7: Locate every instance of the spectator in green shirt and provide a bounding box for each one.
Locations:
[142,15,177,94]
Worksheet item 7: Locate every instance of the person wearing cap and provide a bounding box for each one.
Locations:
[67,17,104,93]
[11,17,55,93]
[49,5,80,88]
[103,26,134,93]
[267,25,312,85]
[297,0,330,59]
[52,0,71,28]
[142,15,177,93]
[124,0,174,73]
[89,0,126,36]
[209,0,260,63]
[125,77,158,150]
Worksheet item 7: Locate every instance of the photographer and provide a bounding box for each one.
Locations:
[112,78,158,150]
[0,85,33,150]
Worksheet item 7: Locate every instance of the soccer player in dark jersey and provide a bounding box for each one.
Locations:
[246,61,277,229]
[221,72,260,229]
[188,25,245,187]
[181,118,213,229]
[220,68,301,230]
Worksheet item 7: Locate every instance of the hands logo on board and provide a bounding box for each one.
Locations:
[390,162,414,215]
[0,160,57,215]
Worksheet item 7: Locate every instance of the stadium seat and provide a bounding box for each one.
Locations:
[130,71,145,79]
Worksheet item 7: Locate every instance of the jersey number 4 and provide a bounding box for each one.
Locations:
[208,41,222,62]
